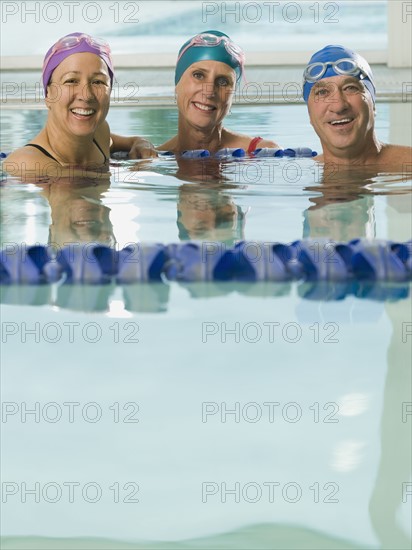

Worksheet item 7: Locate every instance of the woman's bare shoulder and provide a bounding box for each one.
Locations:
[96,120,110,143]
[222,130,280,150]
[257,138,281,149]
[3,127,58,178]
[95,121,111,157]
[3,145,58,180]
[157,136,178,152]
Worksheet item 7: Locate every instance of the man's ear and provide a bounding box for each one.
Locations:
[307,109,314,128]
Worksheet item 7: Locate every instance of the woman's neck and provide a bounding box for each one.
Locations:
[43,120,98,165]
[176,120,225,153]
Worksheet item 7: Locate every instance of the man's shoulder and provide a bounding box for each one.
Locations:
[380,143,412,166]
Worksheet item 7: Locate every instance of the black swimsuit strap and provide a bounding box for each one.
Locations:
[93,139,108,163]
[25,140,107,164]
[24,143,59,162]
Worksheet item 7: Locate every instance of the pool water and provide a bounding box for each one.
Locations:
[1,104,411,550]
[1,104,411,248]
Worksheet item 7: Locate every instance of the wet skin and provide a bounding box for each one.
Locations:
[46,52,111,143]
[175,60,236,136]
[307,75,377,162]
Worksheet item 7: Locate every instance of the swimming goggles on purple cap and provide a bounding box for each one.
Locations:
[303,58,371,85]
[43,34,112,70]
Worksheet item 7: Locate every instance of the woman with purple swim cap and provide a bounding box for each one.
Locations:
[158,30,279,155]
[4,33,155,179]
[303,45,411,167]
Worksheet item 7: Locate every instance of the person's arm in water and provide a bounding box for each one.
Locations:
[110,132,157,159]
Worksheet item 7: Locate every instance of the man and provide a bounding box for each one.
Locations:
[303,45,412,167]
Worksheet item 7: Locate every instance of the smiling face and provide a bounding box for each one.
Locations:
[46,52,111,137]
[307,75,375,159]
[175,60,236,132]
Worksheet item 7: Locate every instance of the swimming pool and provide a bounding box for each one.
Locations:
[1,104,411,549]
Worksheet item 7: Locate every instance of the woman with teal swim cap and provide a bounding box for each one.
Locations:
[158,31,279,155]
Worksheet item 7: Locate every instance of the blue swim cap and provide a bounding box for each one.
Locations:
[175,30,244,85]
[303,45,376,103]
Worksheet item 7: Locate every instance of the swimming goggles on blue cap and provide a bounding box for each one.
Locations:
[302,46,376,103]
[303,58,370,83]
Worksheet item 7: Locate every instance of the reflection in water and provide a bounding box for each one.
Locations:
[39,177,116,248]
[173,160,412,245]
[303,195,376,241]
[369,297,412,550]
[1,158,411,550]
[125,157,411,245]
[177,187,246,246]
[303,163,411,241]
[173,158,246,246]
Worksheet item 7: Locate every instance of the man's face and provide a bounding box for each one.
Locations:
[307,75,375,157]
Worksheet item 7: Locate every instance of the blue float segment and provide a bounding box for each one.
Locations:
[350,239,411,282]
[214,148,246,159]
[390,241,412,276]
[164,243,215,281]
[1,240,411,284]
[213,243,257,281]
[253,148,284,158]
[0,245,58,284]
[181,149,210,159]
[290,239,354,281]
[56,245,114,284]
[283,147,317,158]
[117,243,167,283]
[164,242,291,282]
[229,242,293,282]
[253,147,317,158]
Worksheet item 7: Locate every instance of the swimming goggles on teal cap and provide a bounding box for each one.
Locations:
[175,31,245,85]
[302,45,376,103]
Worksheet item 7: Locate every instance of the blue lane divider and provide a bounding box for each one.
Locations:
[253,147,317,158]
[178,147,318,159]
[110,148,317,161]
[1,240,411,285]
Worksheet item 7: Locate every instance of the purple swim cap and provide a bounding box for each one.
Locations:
[42,33,114,96]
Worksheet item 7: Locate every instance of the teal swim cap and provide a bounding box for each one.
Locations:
[175,30,244,85]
